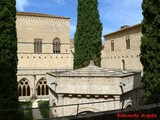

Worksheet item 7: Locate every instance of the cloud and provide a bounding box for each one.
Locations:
[16,0,29,11]
[99,0,143,33]
[45,0,66,7]
[44,2,52,7]
[52,0,65,5]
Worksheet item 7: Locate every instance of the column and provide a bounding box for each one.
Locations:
[32,75,37,99]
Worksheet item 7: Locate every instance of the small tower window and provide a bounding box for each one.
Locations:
[53,38,61,53]
[34,39,42,53]
[126,36,130,49]
[111,40,114,51]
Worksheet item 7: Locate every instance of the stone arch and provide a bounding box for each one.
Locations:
[36,77,49,96]
[124,101,133,108]
[71,107,100,115]
[53,37,61,53]
[18,78,31,97]
[78,111,94,115]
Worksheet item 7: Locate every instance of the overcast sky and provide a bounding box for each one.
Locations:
[16,0,143,40]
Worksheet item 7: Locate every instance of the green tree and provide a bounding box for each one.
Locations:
[74,0,102,69]
[140,0,160,104]
[0,0,19,119]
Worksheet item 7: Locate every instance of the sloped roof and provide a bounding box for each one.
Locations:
[49,61,137,77]
[103,23,141,37]
[16,12,70,19]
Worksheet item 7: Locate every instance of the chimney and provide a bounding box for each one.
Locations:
[120,25,129,30]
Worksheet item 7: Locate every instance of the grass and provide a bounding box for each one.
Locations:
[37,100,49,118]
[17,101,33,120]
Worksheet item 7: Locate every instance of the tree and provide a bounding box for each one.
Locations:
[0,0,19,119]
[74,0,102,69]
[140,0,160,104]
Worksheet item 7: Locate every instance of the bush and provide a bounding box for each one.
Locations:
[37,100,49,118]
[17,101,33,120]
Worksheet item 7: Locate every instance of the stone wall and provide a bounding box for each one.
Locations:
[101,24,142,71]
[16,13,73,69]
[16,12,73,100]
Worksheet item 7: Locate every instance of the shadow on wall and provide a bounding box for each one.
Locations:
[120,72,144,109]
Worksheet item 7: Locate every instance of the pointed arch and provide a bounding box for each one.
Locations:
[53,37,61,53]
[124,101,133,108]
[36,77,49,96]
[18,78,31,97]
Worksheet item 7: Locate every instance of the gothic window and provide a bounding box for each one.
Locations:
[34,39,42,53]
[53,38,60,53]
[37,78,49,96]
[111,40,114,51]
[126,36,130,49]
[18,78,30,97]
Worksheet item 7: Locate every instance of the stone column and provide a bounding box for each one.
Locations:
[32,75,37,99]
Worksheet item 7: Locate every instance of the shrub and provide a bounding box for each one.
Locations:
[17,101,33,120]
[37,100,49,118]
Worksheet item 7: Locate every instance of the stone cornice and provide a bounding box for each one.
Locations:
[16,12,70,22]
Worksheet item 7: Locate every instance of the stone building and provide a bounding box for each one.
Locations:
[47,61,144,117]
[16,12,73,100]
[16,11,144,117]
[101,24,142,72]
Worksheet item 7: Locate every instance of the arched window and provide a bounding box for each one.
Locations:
[53,38,60,53]
[111,40,114,51]
[36,78,49,96]
[126,36,130,49]
[18,78,30,97]
[34,39,42,53]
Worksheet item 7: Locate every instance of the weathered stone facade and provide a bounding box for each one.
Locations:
[16,12,73,100]
[47,61,144,117]
[16,12,144,117]
[101,24,142,72]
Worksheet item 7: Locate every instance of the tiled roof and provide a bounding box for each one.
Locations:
[103,23,141,37]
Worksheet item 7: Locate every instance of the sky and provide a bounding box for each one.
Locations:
[16,0,143,40]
